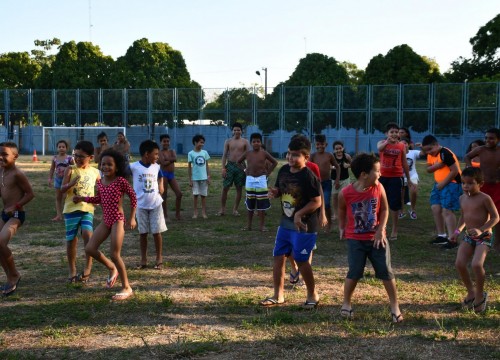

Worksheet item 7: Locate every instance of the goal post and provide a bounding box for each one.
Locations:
[42,126,126,156]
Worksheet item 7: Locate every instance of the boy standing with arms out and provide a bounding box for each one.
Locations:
[338,153,403,322]
[0,142,34,296]
[310,134,340,232]
[421,135,462,248]
[237,133,278,231]
[260,137,321,308]
[377,123,413,241]
[218,123,250,216]
[464,128,500,252]
[159,134,183,221]
[451,167,498,313]
[129,140,167,269]
[61,141,100,283]
[188,134,210,219]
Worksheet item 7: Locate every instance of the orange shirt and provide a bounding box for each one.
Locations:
[379,142,405,177]
[426,147,461,183]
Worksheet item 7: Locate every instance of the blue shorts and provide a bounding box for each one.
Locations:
[64,211,94,241]
[430,182,462,211]
[1,210,25,225]
[54,177,63,189]
[273,226,317,263]
[321,180,332,209]
[160,170,175,181]
[379,176,403,211]
[346,239,394,280]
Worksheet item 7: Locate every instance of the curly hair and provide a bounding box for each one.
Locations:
[99,149,127,178]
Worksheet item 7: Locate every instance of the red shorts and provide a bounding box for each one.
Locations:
[481,182,500,214]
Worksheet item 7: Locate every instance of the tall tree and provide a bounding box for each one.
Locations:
[0,52,41,88]
[284,53,350,86]
[470,13,500,59]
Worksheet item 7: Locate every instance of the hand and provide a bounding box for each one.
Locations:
[221,168,227,178]
[320,213,328,227]
[339,228,345,240]
[294,213,307,232]
[450,233,458,243]
[373,233,387,249]
[268,188,279,199]
[48,178,53,187]
[335,181,340,190]
[189,180,193,187]
[436,181,445,191]
[70,175,81,187]
[128,218,137,230]
[466,228,481,238]
[72,196,83,203]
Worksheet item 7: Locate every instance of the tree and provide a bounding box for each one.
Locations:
[0,52,41,88]
[470,13,500,59]
[284,53,350,86]
[341,61,365,85]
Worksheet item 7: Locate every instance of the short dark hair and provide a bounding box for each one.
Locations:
[422,135,438,146]
[97,132,107,140]
[462,167,483,184]
[232,122,243,130]
[99,149,127,177]
[385,122,399,132]
[250,133,262,142]
[0,142,18,154]
[139,140,159,156]
[351,152,379,179]
[56,140,69,148]
[333,140,345,149]
[160,134,170,141]
[74,140,94,156]
[466,139,485,153]
[315,134,326,143]
[290,134,311,150]
[192,134,205,145]
[486,128,500,139]
[399,127,412,141]
[288,137,311,156]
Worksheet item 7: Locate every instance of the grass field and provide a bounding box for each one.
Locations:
[0,155,499,359]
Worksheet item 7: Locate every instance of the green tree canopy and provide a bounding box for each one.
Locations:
[0,52,41,88]
[283,53,350,86]
[470,13,500,59]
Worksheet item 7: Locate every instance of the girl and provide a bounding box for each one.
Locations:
[48,140,74,221]
[73,149,137,301]
[466,140,485,168]
[331,141,352,221]
[398,127,415,150]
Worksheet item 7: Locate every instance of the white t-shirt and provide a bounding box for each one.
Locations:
[129,161,163,210]
[405,150,420,180]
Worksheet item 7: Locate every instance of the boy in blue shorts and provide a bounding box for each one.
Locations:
[260,137,321,308]
[61,140,100,283]
[338,153,403,322]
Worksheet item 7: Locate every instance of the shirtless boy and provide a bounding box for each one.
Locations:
[464,128,500,252]
[159,134,183,221]
[310,134,340,231]
[237,133,278,231]
[0,142,35,296]
[218,123,250,216]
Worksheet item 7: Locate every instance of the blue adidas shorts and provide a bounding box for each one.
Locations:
[273,226,317,262]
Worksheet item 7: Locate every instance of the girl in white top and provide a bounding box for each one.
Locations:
[400,138,421,219]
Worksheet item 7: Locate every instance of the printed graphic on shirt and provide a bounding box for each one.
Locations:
[406,157,414,172]
[381,148,401,168]
[194,155,206,167]
[281,193,295,217]
[351,197,379,233]
[137,173,156,194]
[73,174,94,197]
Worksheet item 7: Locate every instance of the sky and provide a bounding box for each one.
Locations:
[1,0,499,89]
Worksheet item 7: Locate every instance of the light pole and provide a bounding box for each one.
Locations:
[255,67,267,97]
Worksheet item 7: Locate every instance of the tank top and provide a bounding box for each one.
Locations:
[53,155,73,179]
[331,153,350,181]
[63,165,100,214]
[379,142,405,177]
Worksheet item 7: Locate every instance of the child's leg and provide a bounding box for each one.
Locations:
[53,189,63,220]
[162,177,168,220]
[272,255,286,302]
[84,222,115,274]
[431,204,446,235]
[170,178,183,220]
[410,185,418,212]
[342,278,359,310]
[234,186,243,214]
[455,242,475,300]
[442,208,457,239]
[332,193,339,220]
[0,220,21,284]
[470,245,489,303]
[153,233,163,265]
[390,210,399,238]
[288,255,299,278]
[325,207,332,230]
[66,236,78,278]
[201,196,207,218]
[139,233,148,266]
[110,221,132,293]
[382,279,403,319]
[246,210,253,230]
[297,260,319,303]
[81,229,94,276]
[258,210,266,231]
[193,195,198,218]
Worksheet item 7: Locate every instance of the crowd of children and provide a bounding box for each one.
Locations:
[0,125,499,320]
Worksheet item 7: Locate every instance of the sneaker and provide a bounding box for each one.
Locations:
[430,236,449,245]
[441,241,458,250]
[398,212,406,219]
[408,210,417,220]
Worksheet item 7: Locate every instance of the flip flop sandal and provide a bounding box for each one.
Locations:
[303,300,319,309]
[289,271,300,285]
[473,292,488,313]
[77,272,91,283]
[112,291,134,301]
[259,297,284,307]
[2,277,21,297]
[461,297,475,309]
[340,308,354,319]
[135,264,148,270]
[392,312,404,323]
[153,263,163,270]
[67,276,78,283]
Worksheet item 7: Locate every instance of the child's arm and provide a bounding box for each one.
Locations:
[236,152,247,170]
[463,147,481,168]
[436,162,459,190]
[294,196,321,232]
[426,162,445,173]
[123,179,137,230]
[450,202,465,243]
[206,160,210,185]
[188,161,193,187]
[466,196,500,238]
[374,185,389,249]
[318,185,328,228]
[401,150,414,189]
[331,154,341,189]
[6,171,35,213]
[73,193,101,204]
[221,140,229,178]
[60,167,80,194]
[337,191,347,240]
[158,172,164,195]
[377,139,389,151]
[265,152,278,175]
[48,157,56,186]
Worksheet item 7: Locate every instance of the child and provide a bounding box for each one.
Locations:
[0,142,35,296]
[331,140,352,221]
[451,167,499,313]
[464,128,500,252]
[237,133,278,231]
[188,134,211,219]
[377,123,413,241]
[218,123,250,216]
[48,140,74,221]
[338,152,403,322]
[94,131,110,168]
[159,134,183,221]
[74,149,137,301]
[398,127,415,149]
[129,140,167,269]
[465,140,485,168]
[260,137,321,308]
[61,141,100,283]
[422,135,462,248]
[310,134,340,232]
[399,138,421,220]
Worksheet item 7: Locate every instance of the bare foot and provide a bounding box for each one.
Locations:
[202,213,208,219]
[51,215,62,221]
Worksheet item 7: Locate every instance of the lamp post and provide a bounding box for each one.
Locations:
[255,67,267,97]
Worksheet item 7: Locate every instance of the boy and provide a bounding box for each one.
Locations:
[260,137,321,308]
[129,140,167,269]
[310,134,340,232]
[61,140,100,283]
[0,142,35,296]
[94,131,109,168]
[377,123,413,241]
[159,134,183,221]
[237,133,278,231]
[338,153,403,322]
[464,128,500,252]
[188,134,210,219]
[451,167,499,313]
[218,123,250,216]
[421,134,462,248]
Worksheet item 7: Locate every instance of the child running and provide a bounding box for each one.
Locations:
[48,140,74,221]
[338,152,403,322]
[451,167,499,313]
[0,142,35,296]
[74,149,137,301]
[331,140,352,221]
[237,133,278,231]
[188,134,210,219]
[159,134,183,221]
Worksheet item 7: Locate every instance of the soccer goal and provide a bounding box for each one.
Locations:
[42,126,126,155]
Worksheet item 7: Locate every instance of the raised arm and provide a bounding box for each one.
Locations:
[463,146,482,168]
